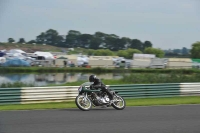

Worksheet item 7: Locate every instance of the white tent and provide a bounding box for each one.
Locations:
[0,57,6,64]
[77,56,88,66]
[13,53,25,59]
[0,49,6,52]
[8,49,26,54]
[34,51,54,59]
[149,58,168,68]
[133,54,155,60]
[4,49,26,59]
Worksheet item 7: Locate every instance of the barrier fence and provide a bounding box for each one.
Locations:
[109,83,180,98]
[0,83,200,105]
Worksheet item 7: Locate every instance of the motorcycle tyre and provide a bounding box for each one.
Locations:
[111,95,126,110]
[75,95,92,111]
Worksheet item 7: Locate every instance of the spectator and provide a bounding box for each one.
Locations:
[63,60,67,67]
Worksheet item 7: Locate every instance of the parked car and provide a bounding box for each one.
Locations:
[81,62,89,67]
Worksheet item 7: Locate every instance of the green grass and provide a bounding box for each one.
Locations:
[1,72,200,87]
[0,101,77,111]
[1,67,200,74]
[0,96,199,111]
[1,70,200,88]
[120,72,200,84]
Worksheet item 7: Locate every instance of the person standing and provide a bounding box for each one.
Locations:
[63,60,67,67]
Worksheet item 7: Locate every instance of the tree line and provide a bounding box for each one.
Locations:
[13,29,200,58]
[7,29,153,52]
[88,48,165,59]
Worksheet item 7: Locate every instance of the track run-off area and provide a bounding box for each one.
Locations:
[0,105,200,133]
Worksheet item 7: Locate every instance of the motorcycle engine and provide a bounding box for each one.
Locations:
[91,92,110,106]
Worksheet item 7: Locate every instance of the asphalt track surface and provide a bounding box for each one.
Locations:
[0,105,200,133]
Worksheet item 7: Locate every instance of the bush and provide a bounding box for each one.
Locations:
[0,82,34,88]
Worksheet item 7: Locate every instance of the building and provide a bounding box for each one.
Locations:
[166,58,192,69]
[131,54,155,68]
[56,55,78,66]
[88,56,117,68]
[148,58,168,69]
[54,56,68,67]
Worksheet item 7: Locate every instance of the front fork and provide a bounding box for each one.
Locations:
[113,94,121,103]
[83,93,88,102]
[81,93,96,107]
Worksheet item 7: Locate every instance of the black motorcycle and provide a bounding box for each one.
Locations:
[75,82,126,111]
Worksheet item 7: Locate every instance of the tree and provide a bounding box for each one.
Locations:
[114,38,126,50]
[105,37,125,51]
[18,38,26,43]
[143,41,153,50]
[87,49,95,56]
[127,48,143,59]
[27,40,36,44]
[66,30,81,47]
[35,30,65,47]
[173,49,181,54]
[79,34,93,48]
[191,42,200,58]
[26,29,156,51]
[144,47,165,58]
[36,32,46,44]
[89,37,102,49]
[117,48,142,59]
[56,35,66,47]
[105,36,118,50]
[130,39,143,51]
[68,30,81,36]
[182,47,188,55]
[8,38,15,43]
[93,49,114,56]
[94,32,108,38]
[109,34,119,39]
[121,37,131,49]
[45,29,61,46]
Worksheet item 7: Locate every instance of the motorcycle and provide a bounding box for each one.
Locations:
[75,82,126,111]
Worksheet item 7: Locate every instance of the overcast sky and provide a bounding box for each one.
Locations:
[0,0,199,49]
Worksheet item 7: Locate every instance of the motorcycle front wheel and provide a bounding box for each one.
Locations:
[75,95,92,111]
[111,95,126,110]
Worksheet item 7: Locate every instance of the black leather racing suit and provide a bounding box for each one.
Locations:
[90,78,113,100]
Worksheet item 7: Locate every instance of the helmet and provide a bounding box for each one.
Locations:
[89,74,96,82]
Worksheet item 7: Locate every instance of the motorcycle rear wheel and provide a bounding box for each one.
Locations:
[75,95,92,111]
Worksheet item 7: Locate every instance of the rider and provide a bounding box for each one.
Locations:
[89,74,113,101]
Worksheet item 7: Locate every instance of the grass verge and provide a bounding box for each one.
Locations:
[0,96,199,111]
[1,67,200,74]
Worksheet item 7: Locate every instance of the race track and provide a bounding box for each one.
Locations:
[0,105,200,133]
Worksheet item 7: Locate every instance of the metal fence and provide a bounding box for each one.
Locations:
[0,83,200,105]
[109,83,181,98]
